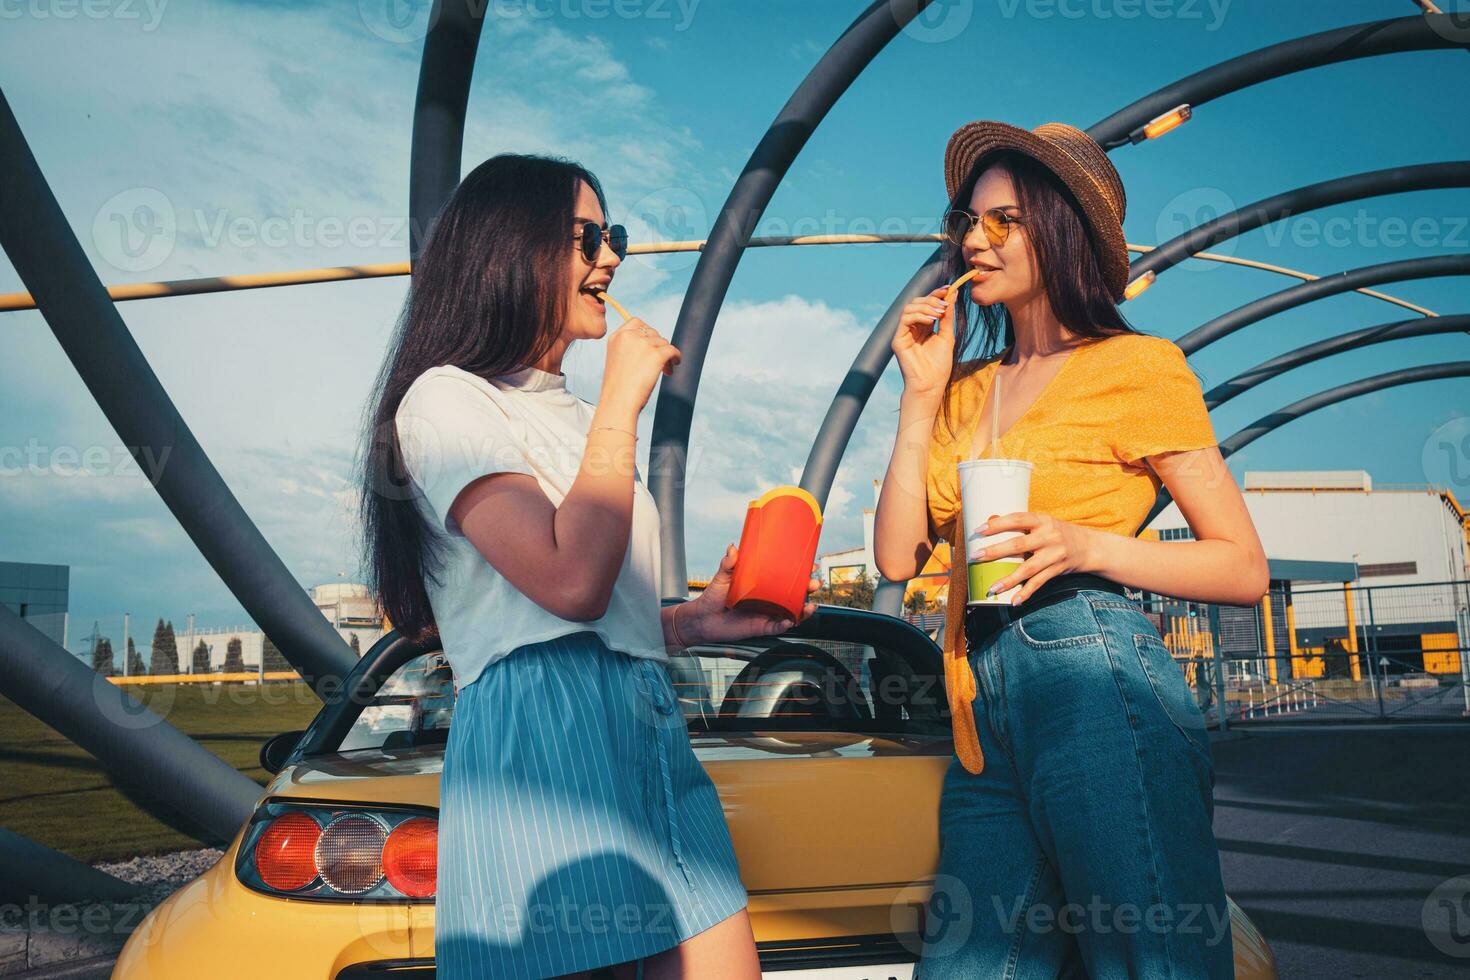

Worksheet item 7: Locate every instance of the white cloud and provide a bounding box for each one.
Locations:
[0,5,909,634]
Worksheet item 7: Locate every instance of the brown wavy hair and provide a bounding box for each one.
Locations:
[936,149,1137,440]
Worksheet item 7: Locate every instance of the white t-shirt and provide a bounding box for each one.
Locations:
[394,363,667,690]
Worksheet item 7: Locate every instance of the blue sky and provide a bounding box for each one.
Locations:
[1,0,1466,651]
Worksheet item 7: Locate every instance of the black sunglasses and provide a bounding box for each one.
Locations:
[573,221,628,262]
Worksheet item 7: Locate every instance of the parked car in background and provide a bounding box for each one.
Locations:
[113,603,1276,979]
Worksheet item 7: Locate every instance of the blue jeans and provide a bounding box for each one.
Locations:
[918,591,1233,980]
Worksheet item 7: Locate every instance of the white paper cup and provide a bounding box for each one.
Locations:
[958,458,1034,605]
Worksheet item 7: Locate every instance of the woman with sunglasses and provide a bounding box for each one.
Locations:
[874,122,1268,978]
[362,153,817,979]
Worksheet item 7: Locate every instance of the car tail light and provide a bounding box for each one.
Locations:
[316,815,387,894]
[255,811,321,891]
[383,817,438,899]
[236,803,437,902]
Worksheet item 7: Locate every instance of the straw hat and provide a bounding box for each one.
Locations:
[944,120,1129,302]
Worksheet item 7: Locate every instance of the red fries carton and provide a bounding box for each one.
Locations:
[726,486,823,621]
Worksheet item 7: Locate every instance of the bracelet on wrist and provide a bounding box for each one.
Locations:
[589,424,637,440]
[671,602,691,648]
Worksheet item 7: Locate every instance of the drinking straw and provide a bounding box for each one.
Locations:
[969,370,1002,461]
[991,371,1002,453]
[595,290,633,322]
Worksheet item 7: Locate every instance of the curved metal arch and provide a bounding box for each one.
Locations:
[1127,162,1470,284]
[812,16,1468,613]
[1088,13,1470,149]
[409,0,487,262]
[1203,315,1470,409]
[1218,362,1470,459]
[649,0,936,598]
[0,605,259,842]
[0,827,137,905]
[0,89,357,696]
[1140,360,1470,529]
[1177,254,1470,356]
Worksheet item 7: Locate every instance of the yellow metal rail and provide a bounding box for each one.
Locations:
[108,671,303,686]
[0,235,1438,317]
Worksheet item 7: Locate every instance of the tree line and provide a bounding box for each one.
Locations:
[89,619,362,677]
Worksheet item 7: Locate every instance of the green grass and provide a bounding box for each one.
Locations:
[0,682,321,863]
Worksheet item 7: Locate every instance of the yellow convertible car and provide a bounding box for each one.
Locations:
[113,603,1276,979]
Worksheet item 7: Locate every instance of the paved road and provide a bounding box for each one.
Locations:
[1213,724,1470,977]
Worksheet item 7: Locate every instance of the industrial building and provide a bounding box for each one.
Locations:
[0,560,68,647]
[1147,471,1469,682]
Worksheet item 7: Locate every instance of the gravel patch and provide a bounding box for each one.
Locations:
[1,848,222,978]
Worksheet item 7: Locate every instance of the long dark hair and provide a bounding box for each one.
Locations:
[937,149,1136,439]
[356,153,609,644]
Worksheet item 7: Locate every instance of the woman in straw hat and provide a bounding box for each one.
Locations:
[874,121,1268,977]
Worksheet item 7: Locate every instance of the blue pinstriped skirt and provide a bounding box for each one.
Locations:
[435,629,748,979]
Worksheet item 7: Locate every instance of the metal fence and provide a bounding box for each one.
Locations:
[1138,579,1470,727]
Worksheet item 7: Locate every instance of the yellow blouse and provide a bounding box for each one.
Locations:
[925,332,1217,775]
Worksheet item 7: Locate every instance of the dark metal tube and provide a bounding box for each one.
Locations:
[649,0,935,598]
[0,605,260,842]
[1129,162,1470,283]
[1177,254,1470,356]
[1088,14,1469,149]
[0,87,357,697]
[1219,362,1470,458]
[0,828,139,905]
[1203,315,1470,409]
[1141,362,1470,528]
[408,0,487,262]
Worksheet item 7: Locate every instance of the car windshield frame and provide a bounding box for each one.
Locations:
[286,602,949,767]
